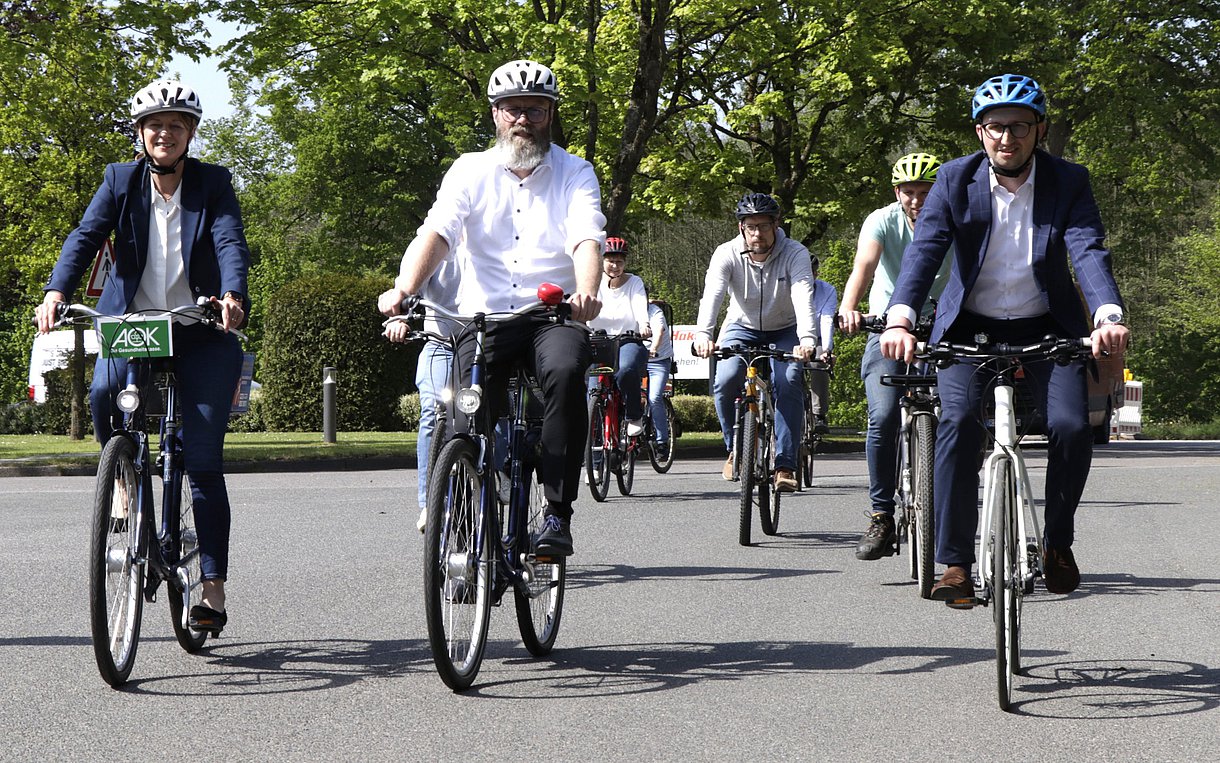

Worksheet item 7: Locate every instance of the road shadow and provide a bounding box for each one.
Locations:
[565,563,835,592]
[1070,571,1220,598]
[1011,658,1220,718]
[470,639,1046,699]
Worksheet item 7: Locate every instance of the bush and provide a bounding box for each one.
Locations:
[39,363,95,436]
[399,392,421,431]
[260,272,416,431]
[228,391,267,433]
[0,402,38,434]
[671,394,717,432]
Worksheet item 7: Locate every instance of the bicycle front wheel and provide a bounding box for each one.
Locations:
[758,402,780,536]
[992,457,1020,711]
[912,415,936,599]
[798,394,816,489]
[90,435,145,687]
[738,408,769,545]
[424,438,492,691]
[585,397,611,502]
[648,399,677,473]
[167,472,207,652]
[616,418,636,496]
[515,461,565,655]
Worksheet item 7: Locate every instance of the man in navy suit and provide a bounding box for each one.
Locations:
[880,74,1130,603]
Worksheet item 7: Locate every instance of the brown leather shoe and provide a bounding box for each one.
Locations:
[774,469,797,493]
[721,454,735,481]
[1043,546,1080,594]
[930,565,976,608]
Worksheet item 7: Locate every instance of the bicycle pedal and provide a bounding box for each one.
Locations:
[945,597,979,610]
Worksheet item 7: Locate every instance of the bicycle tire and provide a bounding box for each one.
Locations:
[89,435,145,687]
[738,407,759,546]
[616,417,636,496]
[798,392,816,489]
[913,415,936,599]
[992,457,1018,711]
[424,438,492,691]
[585,396,611,502]
[167,472,207,652]
[514,461,565,655]
[759,398,780,536]
[648,399,676,473]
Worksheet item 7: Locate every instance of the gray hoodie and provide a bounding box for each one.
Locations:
[695,228,818,346]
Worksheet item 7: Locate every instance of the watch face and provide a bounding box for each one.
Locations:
[1103,313,1122,325]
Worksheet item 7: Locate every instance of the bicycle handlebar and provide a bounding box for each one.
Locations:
[48,299,248,342]
[860,314,935,341]
[698,344,802,363]
[917,336,1093,367]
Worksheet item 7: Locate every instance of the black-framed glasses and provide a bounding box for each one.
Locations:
[980,121,1036,140]
[497,105,550,124]
[742,222,775,234]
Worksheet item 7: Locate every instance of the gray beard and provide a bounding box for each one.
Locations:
[497,131,550,171]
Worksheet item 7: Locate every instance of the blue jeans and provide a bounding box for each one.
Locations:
[616,341,649,421]
[90,323,242,581]
[713,323,802,470]
[646,358,671,443]
[861,334,905,515]
[415,340,454,509]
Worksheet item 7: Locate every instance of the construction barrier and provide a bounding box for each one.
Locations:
[1111,380,1143,438]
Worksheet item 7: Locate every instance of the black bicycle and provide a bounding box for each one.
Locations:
[795,357,833,490]
[863,315,939,598]
[390,285,572,691]
[48,300,245,687]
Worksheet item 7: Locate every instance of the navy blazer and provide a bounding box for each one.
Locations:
[888,149,1122,342]
[46,157,251,322]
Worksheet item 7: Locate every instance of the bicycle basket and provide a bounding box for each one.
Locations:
[588,334,621,373]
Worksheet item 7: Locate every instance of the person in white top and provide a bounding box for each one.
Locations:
[692,193,819,493]
[588,236,650,435]
[645,290,675,456]
[378,60,605,556]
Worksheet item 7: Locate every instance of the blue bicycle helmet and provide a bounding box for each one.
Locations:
[971,74,1046,121]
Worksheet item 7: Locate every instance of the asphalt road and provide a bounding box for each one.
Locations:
[2,442,1218,761]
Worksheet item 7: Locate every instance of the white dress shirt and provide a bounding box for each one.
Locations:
[130,182,193,314]
[963,162,1045,319]
[420,143,606,314]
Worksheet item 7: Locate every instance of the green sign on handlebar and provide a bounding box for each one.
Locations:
[96,316,174,359]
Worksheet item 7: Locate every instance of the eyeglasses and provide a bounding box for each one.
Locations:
[980,121,1036,140]
[142,122,191,135]
[497,105,550,124]
[742,222,775,234]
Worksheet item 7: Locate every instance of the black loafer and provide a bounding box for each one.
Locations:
[189,605,227,634]
[1043,546,1081,594]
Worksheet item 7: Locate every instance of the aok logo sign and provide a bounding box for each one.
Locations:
[98,317,173,359]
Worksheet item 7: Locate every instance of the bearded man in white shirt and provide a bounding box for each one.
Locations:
[379,60,605,556]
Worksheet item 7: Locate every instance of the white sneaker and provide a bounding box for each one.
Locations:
[625,419,645,437]
[416,506,427,534]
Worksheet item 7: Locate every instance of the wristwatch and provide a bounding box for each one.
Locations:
[223,291,245,306]
[1098,313,1123,326]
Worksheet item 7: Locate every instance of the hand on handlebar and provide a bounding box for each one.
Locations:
[837,309,864,335]
[692,338,715,359]
[34,291,67,334]
[213,293,245,333]
[879,324,917,364]
[1090,323,1130,359]
[378,287,410,317]
[567,292,601,323]
[792,344,816,362]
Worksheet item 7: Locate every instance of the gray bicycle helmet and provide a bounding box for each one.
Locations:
[734,192,781,220]
[487,60,559,103]
[131,80,203,123]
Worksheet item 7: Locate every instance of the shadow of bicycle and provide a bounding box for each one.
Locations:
[1011,658,1220,718]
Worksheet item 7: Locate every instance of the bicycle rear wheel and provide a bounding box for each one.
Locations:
[912,416,936,599]
[424,438,492,691]
[585,397,611,502]
[616,418,636,496]
[992,457,1019,711]
[738,408,758,546]
[167,472,207,652]
[758,401,780,536]
[89,435,145,687]
[648,399,676,473]
[515,461,565,655]
[798,392,816,489]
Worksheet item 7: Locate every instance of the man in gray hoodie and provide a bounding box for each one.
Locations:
[693,193,819,492]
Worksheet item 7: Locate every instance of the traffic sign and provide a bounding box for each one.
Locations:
[85,239,115,298]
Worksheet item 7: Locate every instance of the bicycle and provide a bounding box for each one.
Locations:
[919,334,1094,711]
[585,331,646,501]
[795,357,833,490]
[640,370,678,473]
[48,300,246,687]
[390,284,572,691]
[711,344,800,546]
[863,315,939,599]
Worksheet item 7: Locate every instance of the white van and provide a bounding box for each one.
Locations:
[28,329,100,403]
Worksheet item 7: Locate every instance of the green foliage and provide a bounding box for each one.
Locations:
[227,391,266,433]
[399,393,421,432]
[670,394,718,433]
[260,272,415,431]
[0,403,37,435]
[38,365,95,436]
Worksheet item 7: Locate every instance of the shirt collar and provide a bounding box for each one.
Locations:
[987,155,1037,196]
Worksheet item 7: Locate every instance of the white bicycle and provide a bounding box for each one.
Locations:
[920,335,1094,711]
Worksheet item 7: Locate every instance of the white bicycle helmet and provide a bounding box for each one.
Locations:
[486,60,559,103]
[130,80,203,123]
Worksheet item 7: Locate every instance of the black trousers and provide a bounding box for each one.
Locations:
[452,316,591,518]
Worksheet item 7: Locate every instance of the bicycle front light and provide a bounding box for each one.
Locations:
[456,386,482,415]
[115,384,140,413]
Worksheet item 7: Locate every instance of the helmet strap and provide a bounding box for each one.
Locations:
[147,152,187,176]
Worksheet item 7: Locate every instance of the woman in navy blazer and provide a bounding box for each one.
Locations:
[35,80,250,634]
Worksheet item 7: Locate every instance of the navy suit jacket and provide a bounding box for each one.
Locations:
[46,157,251,323]
[888,149,1122,342]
